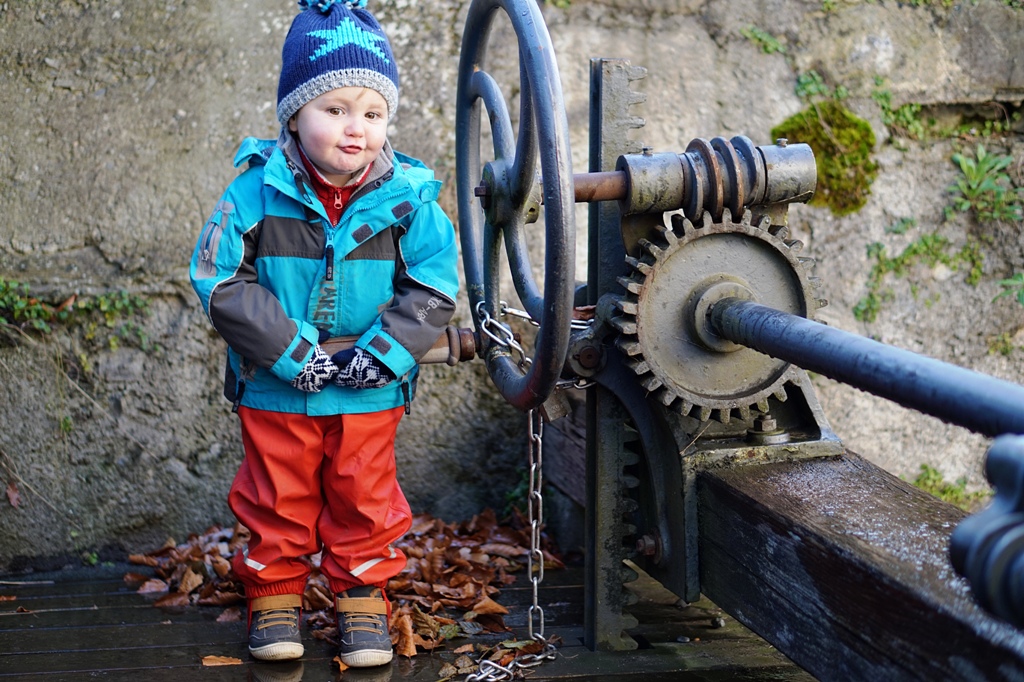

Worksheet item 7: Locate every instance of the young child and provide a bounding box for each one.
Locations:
[189,0,458,668]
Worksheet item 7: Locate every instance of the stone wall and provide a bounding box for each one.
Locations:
[0,0,1021,570]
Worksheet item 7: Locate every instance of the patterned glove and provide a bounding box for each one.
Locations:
[291,344,339,392]
[331,347,395,389]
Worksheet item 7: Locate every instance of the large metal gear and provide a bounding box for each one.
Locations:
[611,209,827,423]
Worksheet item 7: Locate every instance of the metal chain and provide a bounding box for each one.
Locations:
[466,409,557,681]
[475,301,533,369]
[475,299,594,384]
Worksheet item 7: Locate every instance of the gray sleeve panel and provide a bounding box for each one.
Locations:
[378,250,456,361]
[207,227,299,368]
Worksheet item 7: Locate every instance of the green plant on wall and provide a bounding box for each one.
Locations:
[0,278,153,351]
[853,231,983,323]
[994,273,1024,307]
[946,144,1024,224]
[987,332,1020,356]
[772,71,878,217]
[740,26,786,54]
[871,80,925,142]
[912,464,989,512]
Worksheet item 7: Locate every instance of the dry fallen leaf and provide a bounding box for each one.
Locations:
[177,568,204,595]
[200,655,242,667]
[153,592,189,608]
[216,607,242,623]
[137,579,168,594]
[470,596,509,615]
[5,481,20,508]
[394,613,418,658]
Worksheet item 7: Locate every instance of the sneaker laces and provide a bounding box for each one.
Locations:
[255,608,299,631]
[341,612,386,635]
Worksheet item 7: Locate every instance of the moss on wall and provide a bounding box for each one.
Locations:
[772,100,878,217]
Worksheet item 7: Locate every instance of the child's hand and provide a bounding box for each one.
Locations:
[331,347,395,389]
[291,344,339,392]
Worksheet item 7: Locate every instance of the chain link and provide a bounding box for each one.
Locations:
[465,408,557,681]
[475,301,533,370]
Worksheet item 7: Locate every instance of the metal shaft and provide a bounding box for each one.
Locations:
[710,298,1024,438]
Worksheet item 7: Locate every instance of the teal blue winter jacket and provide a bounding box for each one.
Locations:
[189,132,459,415]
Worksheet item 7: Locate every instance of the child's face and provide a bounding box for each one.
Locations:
[289,87,389,185]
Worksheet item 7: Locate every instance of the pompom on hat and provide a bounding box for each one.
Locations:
[276,0,399,126]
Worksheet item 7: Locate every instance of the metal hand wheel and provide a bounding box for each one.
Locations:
[456,0,576,411]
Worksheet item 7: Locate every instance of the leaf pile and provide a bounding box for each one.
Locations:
[126,508,563,661]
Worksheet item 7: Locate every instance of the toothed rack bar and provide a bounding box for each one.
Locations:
[711,298,1024,438]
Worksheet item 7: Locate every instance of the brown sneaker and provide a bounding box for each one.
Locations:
[247,594,304,661]
[336,586,392,667]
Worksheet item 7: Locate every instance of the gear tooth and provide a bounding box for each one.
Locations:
[625,356,650,375]
[808,276,822,289]
[625,255,653,275]
[716,408,731,424]
[785,239,804,252]
[798,256,815,268]
[622,475,640,489]
[620,563,640,585]
[640,375,663,392]
[662,228,679,245]
[757,214,772,231]
[756,398,770,413]
[617,299,638,315]
[701,210,714,228]
[657,389,676,407]
[816,298,829,309]
[622,497,639,513]
[722,207,734,224]
[617,276,644,294]
[638,237,663,258]
[610,316,637,335]
[773,388,789,402]
[737,404,752,422]
[677,399,693,416]
[740,210,754,226]
[768,223,788,238]
[696,406,713,422]
[627,64,648,82]
[617,338,644,356]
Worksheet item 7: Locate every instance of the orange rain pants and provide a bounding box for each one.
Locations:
[229,405,411,599]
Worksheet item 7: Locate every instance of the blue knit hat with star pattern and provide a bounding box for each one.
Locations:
[277,0,399,126]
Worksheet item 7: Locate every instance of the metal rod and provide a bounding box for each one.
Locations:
[710,298,1024,438]
[573,171,627,203]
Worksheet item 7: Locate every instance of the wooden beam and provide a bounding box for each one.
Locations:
[698,451,1024,681]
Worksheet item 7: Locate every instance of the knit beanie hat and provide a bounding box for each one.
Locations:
[276,0,399,126]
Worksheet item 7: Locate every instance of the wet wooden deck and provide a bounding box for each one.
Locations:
[0,561,814,681]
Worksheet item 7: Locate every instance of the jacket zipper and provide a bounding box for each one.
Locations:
[400,373,412,415]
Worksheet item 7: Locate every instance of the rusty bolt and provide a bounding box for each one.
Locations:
[474,183,490,209]
[576,345,602,369]
[636,535,658,556]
